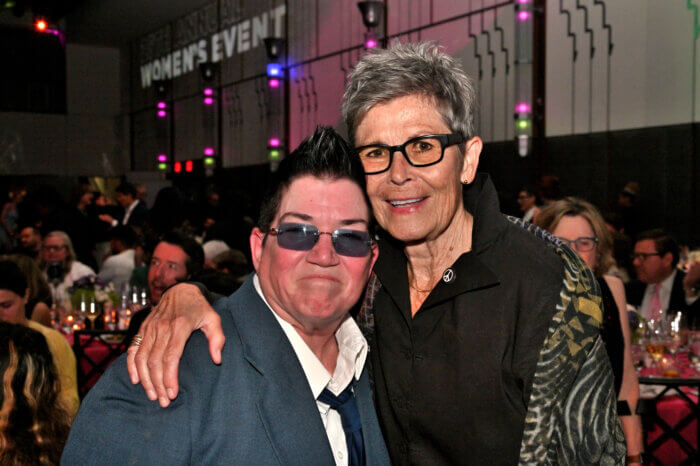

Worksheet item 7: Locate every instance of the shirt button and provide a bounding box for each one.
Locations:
[337,451,343,459]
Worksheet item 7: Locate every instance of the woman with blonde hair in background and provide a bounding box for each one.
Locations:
[0,322,72,464]
[3,254,53,326]
[536,196,644,458]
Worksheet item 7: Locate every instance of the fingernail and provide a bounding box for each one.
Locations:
[167,388,175,398]
[159,397,170,407]
[147,390,157,400]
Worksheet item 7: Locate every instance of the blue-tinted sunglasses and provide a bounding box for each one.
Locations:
[267,222,374,257]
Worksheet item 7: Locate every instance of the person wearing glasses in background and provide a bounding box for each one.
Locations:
[40,231,95,301]
[126,43,624,464]
[626,229,700,326]
[536,197,644,462]
[62,127,390,465]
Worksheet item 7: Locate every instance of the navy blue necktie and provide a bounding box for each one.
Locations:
[318,382,365,466]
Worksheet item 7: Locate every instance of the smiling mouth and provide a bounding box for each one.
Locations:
[388,197,425,207]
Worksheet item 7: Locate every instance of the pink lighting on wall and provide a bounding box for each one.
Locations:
[268,78,280,88]
[518,11,531,21]
[203,97,214,105]
[517,0,530,3]
[515,103,531,113]
[157,110,167,118]
[268,138,280,147]
[203,88,213,96]
[365,38,378,48]
[203,147,215,156]
[157,154,167,162]
[157,101,167,109]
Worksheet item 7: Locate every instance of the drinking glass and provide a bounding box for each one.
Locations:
[644,319,669,374]
[86,297,100,329]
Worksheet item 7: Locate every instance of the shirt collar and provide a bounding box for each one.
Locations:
[125,199,139,214]
[252,274,368,398]
[658,269,676,294]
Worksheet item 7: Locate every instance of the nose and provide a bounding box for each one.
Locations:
[306,232,339,267]
[387,149,412,185]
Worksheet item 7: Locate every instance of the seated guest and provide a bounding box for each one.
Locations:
[213,248,251,284]
[61,127,389,465]
[4,254,52,326]
[98,226,138,290]
[98,182,149,229]
[16,224,42,261]
[125,232,204,343]
[0,261,79,416]
[41,231,95,302]
[627,229,700,324]
[516,186,540,223]
[202,239,231,270]
[536,197,644,459]
[0,322,72,464]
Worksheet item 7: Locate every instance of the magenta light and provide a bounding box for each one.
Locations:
[157,110,167,118]
[516,103,531,113]
[518,10,531,21]
[365,39,378,49]
[157,101,166,109]
[157,154,167,162]
[268,138,280,147]
[268,78,280,88]
[517,0,530,3]
[203,97,214,105]
[203,88,213,96]
[203,147,215,156]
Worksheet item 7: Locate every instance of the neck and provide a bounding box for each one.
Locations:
[405,207,474,291]
[293,324,340,374]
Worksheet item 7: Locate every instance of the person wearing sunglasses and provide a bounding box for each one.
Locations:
[62,127,389,465]
[536,197,644,463]
[126,43,623,464]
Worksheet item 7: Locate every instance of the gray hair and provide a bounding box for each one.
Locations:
[342,41,477,146]
[43,231,77,269]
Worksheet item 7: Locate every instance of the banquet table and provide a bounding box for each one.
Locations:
[638,352,699,466]
[65,330,128,397]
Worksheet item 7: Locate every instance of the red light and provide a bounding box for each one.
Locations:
[174,161,182,173]
[35,19,47,32]
[185,160,193,172]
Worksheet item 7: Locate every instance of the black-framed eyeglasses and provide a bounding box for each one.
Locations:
[354,133,465,175]
[631,252,661,261]
[558,236,598,252]
[266,223,374,257]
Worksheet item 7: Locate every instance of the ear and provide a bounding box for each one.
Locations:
[250,228,265,272]
[366,243,380,279]
[662,251,674,269]
[460,136,483,184]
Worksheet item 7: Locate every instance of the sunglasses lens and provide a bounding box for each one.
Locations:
[276,223,318,251]
[333,229,372,257]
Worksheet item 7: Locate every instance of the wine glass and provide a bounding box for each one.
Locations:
[645,319,668,374]
[86,297,100,329]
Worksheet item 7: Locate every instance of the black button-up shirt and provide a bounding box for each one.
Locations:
[369,174,564,465]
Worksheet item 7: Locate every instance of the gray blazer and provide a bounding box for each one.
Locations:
[62,277,390,465]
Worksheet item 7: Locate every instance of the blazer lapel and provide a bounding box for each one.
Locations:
[227,278,336,465]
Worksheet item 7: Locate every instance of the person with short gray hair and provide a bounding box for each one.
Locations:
[127,42,625,465]
[41,230,95,301]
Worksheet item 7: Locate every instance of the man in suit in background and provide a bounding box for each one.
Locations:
[98,181,149,229]
[62,127,389,465]
[627,229,699,325]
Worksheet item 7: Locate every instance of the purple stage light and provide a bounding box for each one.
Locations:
[268,78,280,88]
[157,110,167,118]
[204,97,214,105]
[203,88,213,96]
[268,138,280,147]
[365,38,378,49]
[518,10,530,21]
[157,101,166,109]
[157,154,167,162]
[204,147,215,156]
[516,103,531,113]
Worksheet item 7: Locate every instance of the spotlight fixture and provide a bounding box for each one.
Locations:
[174,161,182,173]
[203,88,213,96]
[185,160,193,172]
[266,63,283,77]
[203,97,214,105]
[158,162,168,171]
[357,1,384,29]
[34,18,47,32]
[263,38,286,61]
[204,157,215,166]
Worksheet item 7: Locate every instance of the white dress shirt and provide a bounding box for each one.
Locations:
[98,249,135,291]
[253,275,368,466]
[522,206,537,223]
[639,270,676,319]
